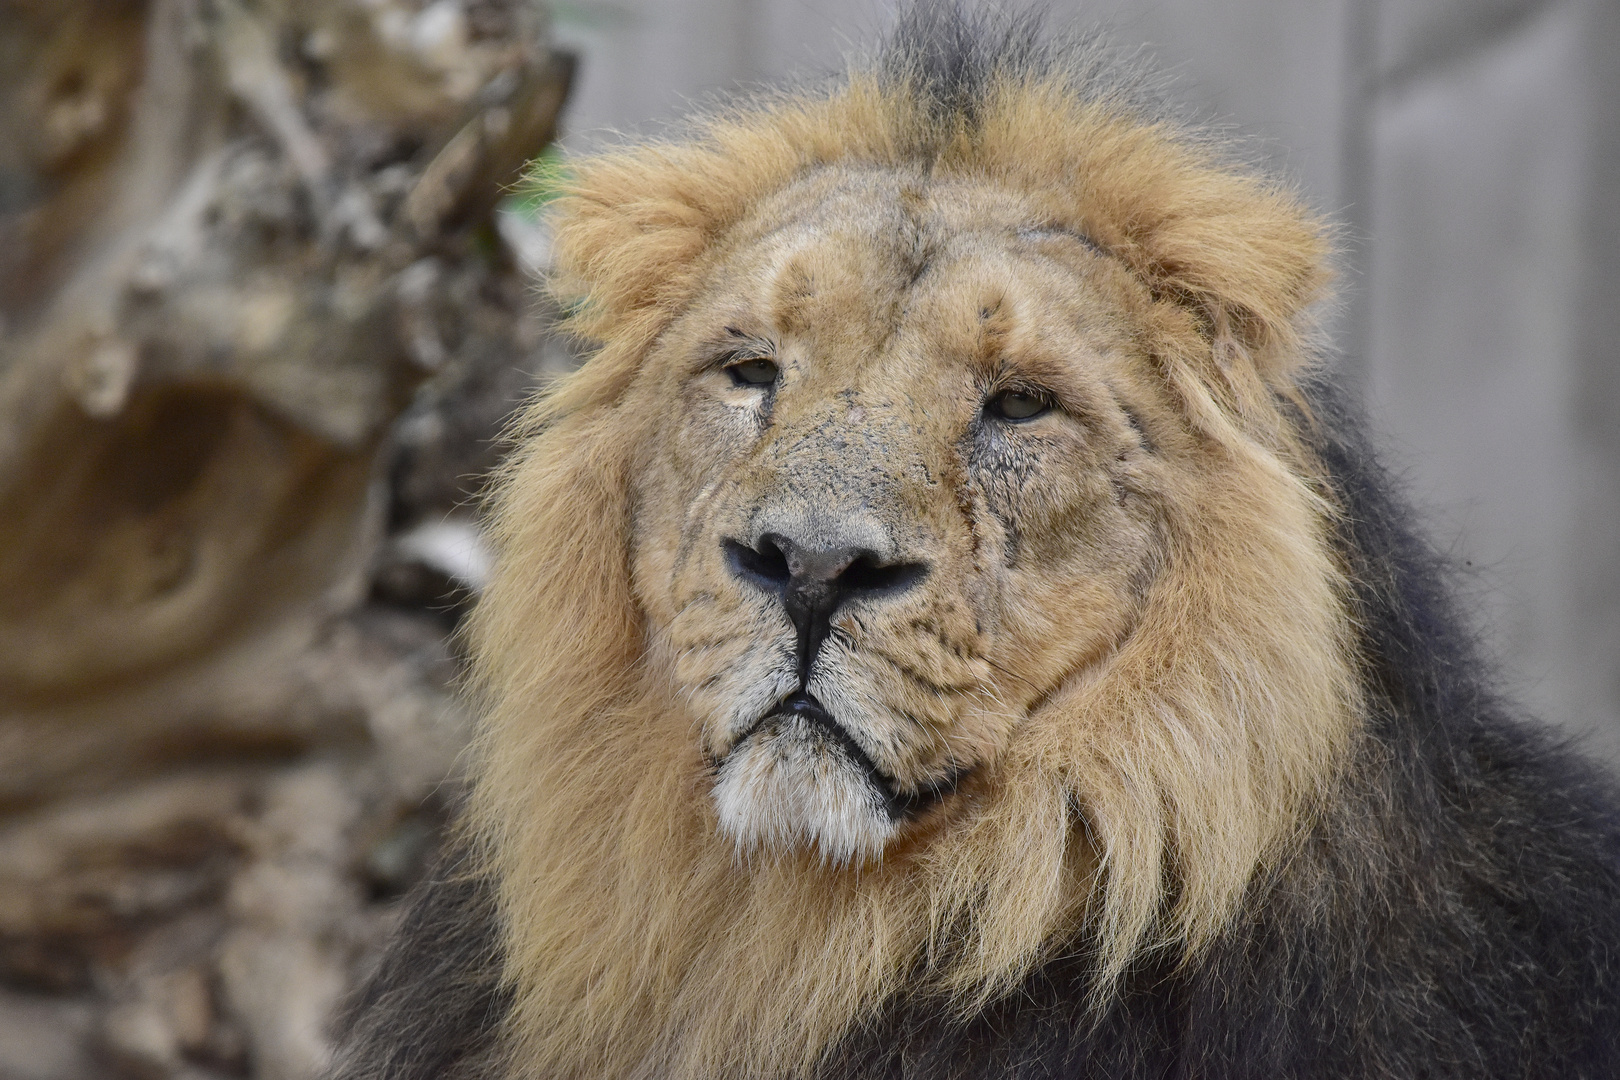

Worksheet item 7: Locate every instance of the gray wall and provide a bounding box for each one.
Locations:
[551,0,1620,758]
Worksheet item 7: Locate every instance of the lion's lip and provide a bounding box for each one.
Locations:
[733,692,971,823]
[762,691,841,734]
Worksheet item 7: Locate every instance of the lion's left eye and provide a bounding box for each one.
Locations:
[726,358,780,387]
[985,389,1051,421]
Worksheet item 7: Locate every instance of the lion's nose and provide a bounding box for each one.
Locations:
[723,532,927,675]
[725,532,927,602]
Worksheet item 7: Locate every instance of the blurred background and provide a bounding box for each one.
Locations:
[0,0,1614,1077]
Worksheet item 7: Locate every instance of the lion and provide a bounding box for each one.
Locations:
[334,9,1620,1079]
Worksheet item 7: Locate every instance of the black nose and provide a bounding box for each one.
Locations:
[723,532,927,680]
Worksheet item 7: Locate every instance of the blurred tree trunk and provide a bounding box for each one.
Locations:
[0,2,570,1077]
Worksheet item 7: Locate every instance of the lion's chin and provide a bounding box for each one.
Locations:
[711,709,898,866]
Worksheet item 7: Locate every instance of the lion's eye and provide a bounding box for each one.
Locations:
[726,358,780,387]
[986,389,1051,422]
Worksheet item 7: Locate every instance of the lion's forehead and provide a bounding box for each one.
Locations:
[735,168,1039,244]
[731,173,1059,294]
[708,182,1135,398]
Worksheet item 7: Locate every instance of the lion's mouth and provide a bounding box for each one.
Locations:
[731,691,969,823]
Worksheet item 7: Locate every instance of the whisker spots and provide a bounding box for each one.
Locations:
[908,614,980,662]
[672,634,748,654]
[868,642,982,698]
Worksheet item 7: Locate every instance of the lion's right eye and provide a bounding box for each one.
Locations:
[985,388,1051,422]
[726,358,780,387]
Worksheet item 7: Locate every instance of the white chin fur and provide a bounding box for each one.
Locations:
[712,715,897,865]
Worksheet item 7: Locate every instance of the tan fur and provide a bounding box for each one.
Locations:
[463,66,1360,1080]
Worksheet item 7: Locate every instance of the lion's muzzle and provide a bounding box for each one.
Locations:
[711,517,937,863]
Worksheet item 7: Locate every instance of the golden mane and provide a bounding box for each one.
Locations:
[462,46,1361,1080]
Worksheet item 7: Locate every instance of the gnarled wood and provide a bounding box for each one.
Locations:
[0,2,570,1076]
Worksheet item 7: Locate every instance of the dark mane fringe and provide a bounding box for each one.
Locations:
[879,2,1049,123]
[328,840,508,1080]
[873,2,1173,142]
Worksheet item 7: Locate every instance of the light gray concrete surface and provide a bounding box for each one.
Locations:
[549,0,1620,759]
[1570,0,1620,761]
[1358,0,1620,757]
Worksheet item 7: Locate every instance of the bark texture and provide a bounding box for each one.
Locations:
[0,2,571,1077]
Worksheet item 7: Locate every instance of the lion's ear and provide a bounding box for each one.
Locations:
[548,149,717,337]
[541,137,797,411]
[537,149,717,411]
[1042,113,1333,392]
[1127,168,1332,391]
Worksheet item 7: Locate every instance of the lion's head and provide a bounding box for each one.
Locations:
[641,169,1170,866]
[465,15,1362,1079]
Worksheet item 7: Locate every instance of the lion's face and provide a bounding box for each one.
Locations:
[630,170,1169,863]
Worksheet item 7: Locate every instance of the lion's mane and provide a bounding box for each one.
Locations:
[333,10,1620,1080]
[463,12,1358,1078]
